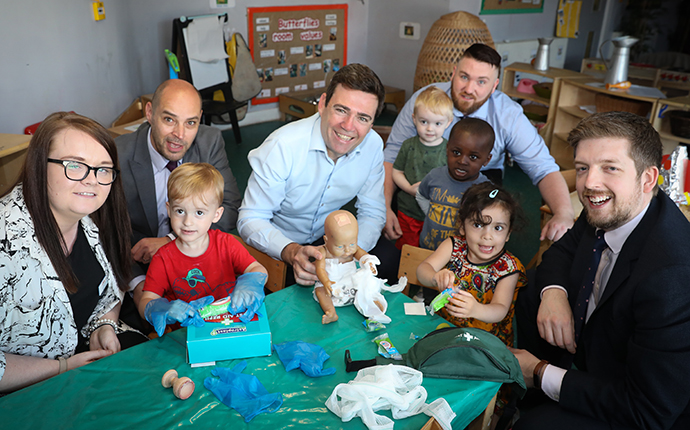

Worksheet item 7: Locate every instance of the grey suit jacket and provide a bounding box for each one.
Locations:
[115,122,241,277]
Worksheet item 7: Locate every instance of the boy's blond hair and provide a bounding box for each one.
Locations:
[414,86,454,121]
[167,162,224,207]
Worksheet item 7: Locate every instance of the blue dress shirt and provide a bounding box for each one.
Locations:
[238,114,386,260]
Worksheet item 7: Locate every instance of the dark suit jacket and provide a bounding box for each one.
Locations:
[536,191,690,429]
[115,122,241,277]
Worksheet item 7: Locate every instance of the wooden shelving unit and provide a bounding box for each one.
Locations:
[501,62,586,147]
[651,96,690,150]
[550,77,660,169]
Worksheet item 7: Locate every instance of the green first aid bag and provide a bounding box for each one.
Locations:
[346,326,526,398]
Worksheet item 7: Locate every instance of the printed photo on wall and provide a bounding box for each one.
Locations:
[256,68,264,82]
[333,58,340,72]
[289,64,298,78]
[299,63,307,77]
[259,33,268,48]
[329,28,337,41]
[277,50,286,65]
[305,45,314,59]
[264,68,274,82]
[323,59,331,74]
[315,44,322,57]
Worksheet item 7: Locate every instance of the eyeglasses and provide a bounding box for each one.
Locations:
[47,158,119,185]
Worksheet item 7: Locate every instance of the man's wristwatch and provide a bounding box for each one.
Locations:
[533,359,549,391]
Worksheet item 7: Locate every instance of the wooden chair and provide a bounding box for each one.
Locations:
[421,393,497,430]
[398,244,434,296]
[233,235,287,293]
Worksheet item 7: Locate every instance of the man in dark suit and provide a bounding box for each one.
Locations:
[115,79,241,296]
[512,111,690,429]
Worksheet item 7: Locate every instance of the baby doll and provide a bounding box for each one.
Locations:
[313,210,380,324]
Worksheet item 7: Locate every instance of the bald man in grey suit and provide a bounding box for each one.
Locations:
[115,79,241,298]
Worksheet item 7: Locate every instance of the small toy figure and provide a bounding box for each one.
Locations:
[313,210,380,324]
[162,369,195,400]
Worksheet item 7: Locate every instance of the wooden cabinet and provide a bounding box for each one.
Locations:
[0,134,30,195]
[550,77,659,169]
[501,62,585,146]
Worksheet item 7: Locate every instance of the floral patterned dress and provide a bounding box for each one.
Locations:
[437,236,527,346]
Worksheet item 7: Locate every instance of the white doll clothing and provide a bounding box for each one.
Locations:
[313,258,360,306]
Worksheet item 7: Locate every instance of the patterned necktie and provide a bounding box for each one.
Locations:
[165,160,178,172]
[573,230,607,344]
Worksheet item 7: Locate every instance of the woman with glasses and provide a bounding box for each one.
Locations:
[0,112,145,393]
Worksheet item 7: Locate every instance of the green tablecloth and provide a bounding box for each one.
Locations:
[0,285,500,429]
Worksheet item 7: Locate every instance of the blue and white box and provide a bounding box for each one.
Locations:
[186,303,272,365]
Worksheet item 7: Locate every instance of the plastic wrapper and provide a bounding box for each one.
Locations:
[362,319,386,333]
[372,332,403,360]
[659,145,689,206]
[429,288,454,314]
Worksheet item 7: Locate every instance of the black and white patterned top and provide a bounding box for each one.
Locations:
[0,184,122,382]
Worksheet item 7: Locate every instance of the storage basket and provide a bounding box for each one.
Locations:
[594,93,651,117]
[667,110,690,138]
[413,12,494,92]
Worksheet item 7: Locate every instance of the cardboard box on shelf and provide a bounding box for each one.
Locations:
[111,94,153,128]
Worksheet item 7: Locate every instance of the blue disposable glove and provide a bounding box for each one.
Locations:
[204,361,283,422]
[144,296,214,337]
[229,272,268,323]
[272,341,336,377]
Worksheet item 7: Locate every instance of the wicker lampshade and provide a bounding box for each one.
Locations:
[413,12,494,92]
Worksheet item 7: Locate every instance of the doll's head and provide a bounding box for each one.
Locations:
[455,182,526,264]
[323,210,359,262]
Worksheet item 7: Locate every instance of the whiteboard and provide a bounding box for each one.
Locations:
[183,26,228,90]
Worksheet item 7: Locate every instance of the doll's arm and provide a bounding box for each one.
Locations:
[354,247,368,261]
[314,254,333,295]
[355,248,379,275]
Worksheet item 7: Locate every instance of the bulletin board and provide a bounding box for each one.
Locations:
[247,4,348,105]
[480,0,544,15]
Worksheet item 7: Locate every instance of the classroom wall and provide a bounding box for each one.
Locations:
[1,0,626,134]
[124,0,370,108]
[0,1,136,134]
[362,0,601,102]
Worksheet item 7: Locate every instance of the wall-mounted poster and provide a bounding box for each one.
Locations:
[247,4,348,104]
[480,0,543,15]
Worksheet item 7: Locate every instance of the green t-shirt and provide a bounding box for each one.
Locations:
[393,135,447,220]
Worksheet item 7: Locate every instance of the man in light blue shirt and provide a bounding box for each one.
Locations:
[383,44,574,244]
[238,64,394,285]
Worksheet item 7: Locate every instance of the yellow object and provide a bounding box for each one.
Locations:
[605,81,632,90]
[92,1,105,21]
[226,34,238,78]
[213,90,225,102]
[556,0,581,39]
[436,323,451,330]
